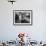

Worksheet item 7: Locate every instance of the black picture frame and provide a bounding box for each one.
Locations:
[13,10,33,26]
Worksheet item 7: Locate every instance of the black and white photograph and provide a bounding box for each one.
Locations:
[13,10,32,25]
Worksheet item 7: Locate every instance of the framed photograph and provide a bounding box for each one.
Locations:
[13,10,32,25]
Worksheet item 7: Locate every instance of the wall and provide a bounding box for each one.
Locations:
[0,0,46,42]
